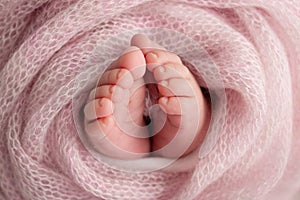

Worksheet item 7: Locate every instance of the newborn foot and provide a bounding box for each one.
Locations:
[132,34,211,158]
[83,46,150,159]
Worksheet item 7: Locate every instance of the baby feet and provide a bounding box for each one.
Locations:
[83,34,211,159]
[84,46,150,159]
[132,34,211,158]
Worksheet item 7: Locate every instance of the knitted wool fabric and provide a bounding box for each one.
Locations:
[0,0,299,200]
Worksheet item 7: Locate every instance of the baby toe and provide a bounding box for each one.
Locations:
[116,46,146,80]
[158,96,196,117]
[88,85,129,103]
[157,78,196,97]
[158,96,181,115]
[152,63,190,82]
[145,50,182,72]
[130,34,165,54]
[84,98,114,121]
[98,68,134,89]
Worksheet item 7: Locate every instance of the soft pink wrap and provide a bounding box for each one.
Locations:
[0,0,300,199]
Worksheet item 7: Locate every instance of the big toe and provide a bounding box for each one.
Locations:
[111,46,146,80]
[131,34,166,55]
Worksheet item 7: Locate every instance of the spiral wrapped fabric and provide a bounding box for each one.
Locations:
[0,0,299,199]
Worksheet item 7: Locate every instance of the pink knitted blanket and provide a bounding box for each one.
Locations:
[1,0,300,199]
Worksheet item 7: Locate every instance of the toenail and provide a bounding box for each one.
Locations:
[147,52,158,59]
[98,98,105,107]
